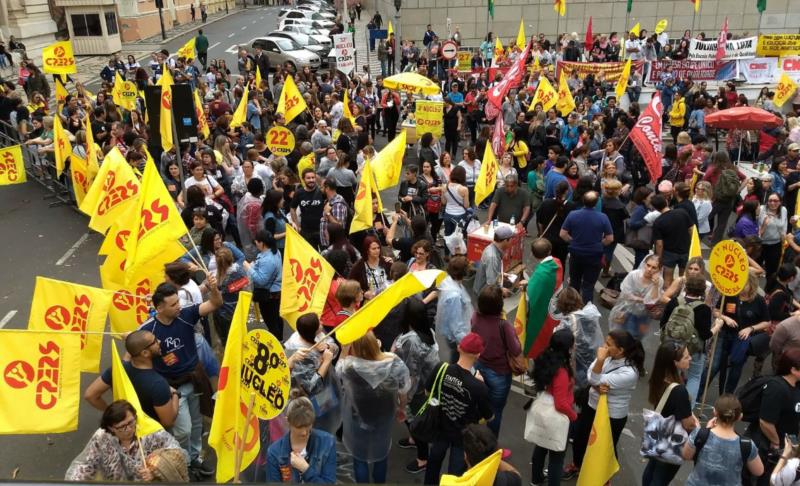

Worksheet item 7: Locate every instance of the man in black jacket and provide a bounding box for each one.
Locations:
[253,45,270,90]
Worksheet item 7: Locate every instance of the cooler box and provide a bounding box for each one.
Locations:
[467,222,524,269]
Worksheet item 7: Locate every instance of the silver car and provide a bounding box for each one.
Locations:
[252,37,321,71]
[278,24,332,43]
[279,8,336,21]
[296,4,337,16]
[268,31,331,66]
[279,17,334,32]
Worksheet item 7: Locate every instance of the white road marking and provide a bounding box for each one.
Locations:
[241,26,247,30]
[225,44,240,53]
[0,310,17,329]
[56,233,90,266]
[228,33,235,38]
[209,42,220,50]
[252,20,257,24]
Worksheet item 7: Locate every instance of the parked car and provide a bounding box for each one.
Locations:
[251,37,321,71]
[279,17,334,32]
[297,0,336,10]
[279,8,336,21]
[278,24,332,43]
[296,4,337,15]
[268,31,331,66]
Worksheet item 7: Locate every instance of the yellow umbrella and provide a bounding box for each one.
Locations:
[382,72,441,96]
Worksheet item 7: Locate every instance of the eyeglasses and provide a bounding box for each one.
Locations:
[136,337,158,356]
[112,417,137,432]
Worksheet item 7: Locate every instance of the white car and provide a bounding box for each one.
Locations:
[279,18,333,35]
[296,4,337,15]
[278,24,332,43]
[251,37,321,71]
[267,31,331,65]
[278,8,335,22]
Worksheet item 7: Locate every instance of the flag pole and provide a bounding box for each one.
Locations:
[698,296,725,415]
[692,9,697,37]
[757,10,763,37]
[233,392,257,483]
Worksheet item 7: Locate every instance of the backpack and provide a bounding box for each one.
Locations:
[736,375,777,423]
[661,297,704,354]
[714,169,740,201]
[693,427,752,466]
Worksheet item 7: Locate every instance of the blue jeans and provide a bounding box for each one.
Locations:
[603,242,617,269]
[170,382,202,462]
[352,457,388,484]
[623,312,650,340]
[703,331,744,395]
[380,59,387,77]
[473,362,512,437]
[569,251,603,304]
[446,340,459,363]
[642,458,681,486]
[531,445,565,486]
[443,212,466,237]
[686,351,706,409]
[424,439,465,484]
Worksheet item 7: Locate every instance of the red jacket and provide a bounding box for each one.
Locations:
[547,367,577,421]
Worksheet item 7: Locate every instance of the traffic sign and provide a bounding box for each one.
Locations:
[441,40,457,60]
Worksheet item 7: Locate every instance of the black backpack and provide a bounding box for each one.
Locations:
[736,375,777,423]
[693,427,752,469]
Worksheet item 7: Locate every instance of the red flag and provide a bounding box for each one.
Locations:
[491,112,505,157]
[715,17,728,62]
[629,92,664,183]
[585,17,593,53]
[486,41,532,110]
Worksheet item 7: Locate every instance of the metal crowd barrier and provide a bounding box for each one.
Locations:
[0,118,74,207]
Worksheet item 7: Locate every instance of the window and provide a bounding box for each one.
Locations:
[71,14,102,36]
[105,12,118,35]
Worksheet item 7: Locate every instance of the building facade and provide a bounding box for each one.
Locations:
[0,0,61,56]
[373,0,800,48]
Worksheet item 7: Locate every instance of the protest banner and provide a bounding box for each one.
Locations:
[0,330,81,434]
[709,240,749,296]
[266,126,296,157]
[738,57,779,84]
[780,57,800,83]
[414,100,444,138]
[556,60,644,83]
[241,329,290,420]
[42,40,76,75]
[0,145,26,185]
[689,36,756,61]
[333,33,355,75]
[647,59,737,82]
[757,34,800,58]
[457,51,472,72]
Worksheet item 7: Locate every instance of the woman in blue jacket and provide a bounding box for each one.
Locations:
[267,395,337,484]
[249,229,283,340]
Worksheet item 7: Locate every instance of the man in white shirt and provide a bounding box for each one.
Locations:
[624,31,641,61]
[329,93,344,131]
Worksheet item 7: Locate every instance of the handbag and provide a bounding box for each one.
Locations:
[408,363,448,443]
[498,319,527,375]
[640,382,688,465]
[425,194,442,214]
[624,223,652,250]
[524,392,570,451]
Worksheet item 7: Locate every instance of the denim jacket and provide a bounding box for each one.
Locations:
[266,429,337,484]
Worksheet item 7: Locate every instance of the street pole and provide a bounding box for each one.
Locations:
[757,11,763,36]
[225,0,229,14]
[692,10,697,36]
[394,8,401,74]
[158,7,166,40]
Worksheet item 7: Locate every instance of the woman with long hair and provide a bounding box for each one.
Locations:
[733,199,760,239]
[530,329,577,486]
[536,180,576,265]
[609,254,664,340]
[337,331,409,483]
[704,150,746,243]
[420,159,443,240]
[321,222,361,275]
[641,341,698,485]
[758,191,788,281]
[348,235,392,300]
[436,151,454,183]
[392,299,440,474]
[457,147,481,206]
[212,246,249,344]
[261,189,288,251]
[442,166,470,237]
[566,329,645,480]
[249,230,283,340]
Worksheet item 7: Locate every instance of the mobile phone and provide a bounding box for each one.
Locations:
[394,202,402,212]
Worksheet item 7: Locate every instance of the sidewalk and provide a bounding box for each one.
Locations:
[124,7,244,52]
[351,9,382,77]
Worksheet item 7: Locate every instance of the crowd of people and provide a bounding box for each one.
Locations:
[4,3,800,484]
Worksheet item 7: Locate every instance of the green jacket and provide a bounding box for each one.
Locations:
[195,34,209,53]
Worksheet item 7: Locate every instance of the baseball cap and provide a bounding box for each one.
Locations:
[459,333,485,355]
[494,225,514,242]
[788,143,800,152]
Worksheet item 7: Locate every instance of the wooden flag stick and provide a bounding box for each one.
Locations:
[233,392,257,483]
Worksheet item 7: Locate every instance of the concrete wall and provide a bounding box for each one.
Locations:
[370,0,800,47]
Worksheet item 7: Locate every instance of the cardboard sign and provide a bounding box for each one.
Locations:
[241,329,290,420]
[709,240,750,297]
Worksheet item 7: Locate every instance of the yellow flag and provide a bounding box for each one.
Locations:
[230,85,249,129]
[193,89,211,140]
[529,76,557,112]
[255,65,263,89]
[0,144,27,185]
[113,71,137,112]
[84,114,99,179]
[0,330,81,434]
[694,0,700,12]
[70,153,91,206]
[516,20,526,50]
[27,276,112,373]
[475,142,499,206]
[630,22,641,37]
[42,40,77,75]
[689,225,702,259]
[79,148,141,233]
[53,115,71,178]
[493,38,504,62]
[123,159,188,285]
[111,343,164,436]
[576,395,620,486]
[513,290,528,352]
[372,130,407,190]
[336,270,446,344]
[343,88,356,126]
[177,37,196,61]
[55,77,68,107]
[615,58,632,100]
[441,449,502,486]
[209,291,260,482]
[553,0,566,16]
[280,226,335,329]
[276,75,308,124]
[350,159,380,234]
[388,21,394,36]
[159,65,174,152]
[775,72,798,108]
[556,71,577,116]
[655,19,669,34]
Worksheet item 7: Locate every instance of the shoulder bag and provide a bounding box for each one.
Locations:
[640,382,688,465]
[498,319,528,375]
[524,390,571,451]
[408,363,448,443]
